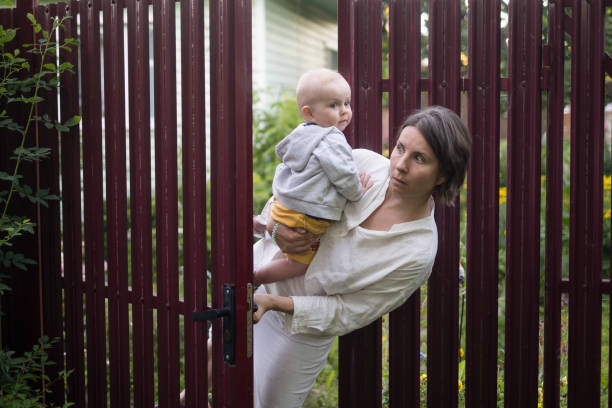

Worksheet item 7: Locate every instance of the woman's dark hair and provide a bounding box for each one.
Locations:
[398,106,471,206]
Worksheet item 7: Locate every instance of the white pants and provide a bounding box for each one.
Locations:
[253,305,334,408]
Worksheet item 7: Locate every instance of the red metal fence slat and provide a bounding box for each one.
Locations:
[568,1,604,406]
[153,0,180,405]
[543,2,565,407]
[180,0,208,406]
[466,0,501,406]
[58,2,86,406]
[34,5,64,404]
[388,0,421,141]
[387,1,421,407]
[338,0,355,143]
[79,0,108,404]
[504,1,543,406]
[210,1,254,406]
[232,2,254,401]
[126,0,155,405]
[102,0,131,405]
[388,299,420,408]
[340,0,383,153]
[338,1,383,406]
[427,1,462,407]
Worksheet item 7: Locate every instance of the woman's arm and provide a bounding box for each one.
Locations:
[254,265,429,336]
[253,293,294,323]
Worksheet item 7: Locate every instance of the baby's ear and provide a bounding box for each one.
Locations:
[300,105,314,121]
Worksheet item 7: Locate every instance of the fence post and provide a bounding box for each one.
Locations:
[80,0,108,405]
[427,1,462,407]
[504,1,543,406]
[58,2,86,406]
[125,0,155,405]
[210,0,254,406]
[466,0,501,406]
[102,0,131,405]
[387,0,422,406]
[568,1,604,406]
[180,0,208,406]
[338,1,382,406]
[543,1,565,406]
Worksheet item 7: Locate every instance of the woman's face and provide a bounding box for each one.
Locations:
[389,125,445,200]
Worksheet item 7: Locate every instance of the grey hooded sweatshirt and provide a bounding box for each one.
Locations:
[272,123,363,221]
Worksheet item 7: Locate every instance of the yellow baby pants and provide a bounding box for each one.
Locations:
[271,199,330,264]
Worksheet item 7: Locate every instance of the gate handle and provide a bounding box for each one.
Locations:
[191,285,257,365]
[192,284,235,364]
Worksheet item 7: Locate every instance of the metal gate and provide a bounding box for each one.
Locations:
[0,0,609,407]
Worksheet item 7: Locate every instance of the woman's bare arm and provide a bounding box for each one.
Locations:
[253,293,294,323]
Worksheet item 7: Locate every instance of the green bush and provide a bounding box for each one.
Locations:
[0,13,78,407]
[0,336,73,408]
[252,93,301,214]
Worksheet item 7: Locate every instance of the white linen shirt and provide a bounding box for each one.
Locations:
[254,149,438,337]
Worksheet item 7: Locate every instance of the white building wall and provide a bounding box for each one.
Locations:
[259,0,337,103]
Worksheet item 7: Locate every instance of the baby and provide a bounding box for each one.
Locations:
[254,68,365,285]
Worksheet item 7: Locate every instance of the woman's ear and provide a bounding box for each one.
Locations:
[300,105,314,122]
[436,174,447,187]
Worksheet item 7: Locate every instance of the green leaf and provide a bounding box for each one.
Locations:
[0,172,22,182]
[59,61,74,71]
[43,63,56,71]
[63,115,81,127]
[22,96,44,103]
[10,147,51,162]
[26,13,36,25]
[3,28,16,43]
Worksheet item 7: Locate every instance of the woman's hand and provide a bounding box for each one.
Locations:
[253,215,267,238]
[266,217,318,254]
[359,172,373,192]
[253,293,271,323]
[253,293,294,323]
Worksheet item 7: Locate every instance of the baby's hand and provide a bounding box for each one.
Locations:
[359,172,373,192]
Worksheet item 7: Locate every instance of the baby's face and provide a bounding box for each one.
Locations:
[308,78,352,131]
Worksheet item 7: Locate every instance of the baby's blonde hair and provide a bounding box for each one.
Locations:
[296,68,344,108]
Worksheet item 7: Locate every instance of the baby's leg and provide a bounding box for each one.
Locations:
[254,256,308,285]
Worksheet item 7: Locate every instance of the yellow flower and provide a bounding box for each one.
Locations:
[459,348,464,358]
[499,186,507,204]
[420,373,427,384]
[604,175,611,190]
[458,379,463,391]
[605,209,611,219]
[460,52,468,67]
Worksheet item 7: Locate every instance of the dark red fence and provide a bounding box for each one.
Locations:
[0,0,609,407]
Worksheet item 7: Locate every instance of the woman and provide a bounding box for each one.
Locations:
[251,105,471,407]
